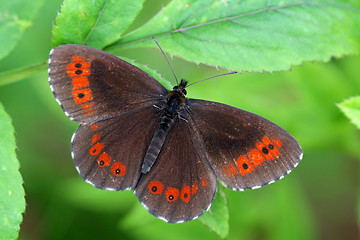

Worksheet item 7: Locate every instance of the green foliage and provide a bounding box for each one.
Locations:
[52,0,146,48]
[0,0,359,239]
[0,0,46,59]
[116,0,360,72]
[121,57,173,90]
[199,185,229,239]
[338,96,360,129]
[0,103,25,240]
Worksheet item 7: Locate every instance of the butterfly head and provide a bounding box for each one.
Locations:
[172,79,188,96]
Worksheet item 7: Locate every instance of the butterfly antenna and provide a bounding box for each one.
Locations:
[186,71,238,88]
[152,37,179,85]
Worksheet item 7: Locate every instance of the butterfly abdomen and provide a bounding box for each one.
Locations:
[141,114,176,173]
[141,88,186,174]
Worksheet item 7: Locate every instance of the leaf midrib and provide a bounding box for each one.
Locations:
[82,0,109,45]
[112,1,342,49]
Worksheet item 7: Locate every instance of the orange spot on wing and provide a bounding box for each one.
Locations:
[180,185,191,203]
[148,181,164,194]
[262,137,280,158]
[89,142,104,156]
[229,162,239,175]
[81,102,93,110]
[272,138,282,148]
[248,148,265,167]
[83,108,97,116]
[67,68,91,77]
[223,164,233,178]
[72,76,90,89]
[72,56,85,62]
[201,177,208,187]
[236,155,255,176]
[91,123,99,130]
[92,133,101,144]
[165,187,179,202]
[98,152,111,167]
[256,141,274,160]
[81,102,96,116]
[191,183,198,194]
[67,61,91,70]
[111,161,126,176]
[72,88,93,104]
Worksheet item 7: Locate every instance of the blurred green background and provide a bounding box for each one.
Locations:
[0,0,359,239]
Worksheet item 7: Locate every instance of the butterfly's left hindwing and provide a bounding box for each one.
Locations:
[72,106,161,190]
[186,99,303,191]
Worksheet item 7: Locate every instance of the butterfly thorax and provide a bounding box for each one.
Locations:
[141,80,188,174]
[164,90,186,116]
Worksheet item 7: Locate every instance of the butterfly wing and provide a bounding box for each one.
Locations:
[72,105,162,190]
[186,99,302,191]
[135,118,217,223]
[48,44,167,123]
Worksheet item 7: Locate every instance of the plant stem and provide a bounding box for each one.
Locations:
[0,62,48,87]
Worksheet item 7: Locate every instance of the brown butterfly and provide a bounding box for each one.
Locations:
[48,44,302,223]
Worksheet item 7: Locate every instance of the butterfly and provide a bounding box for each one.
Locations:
[48,44,302,223]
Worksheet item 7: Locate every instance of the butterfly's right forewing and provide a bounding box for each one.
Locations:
[187,99,302,191]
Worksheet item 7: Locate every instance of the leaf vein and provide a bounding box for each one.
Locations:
[174,1,315,34]
[82,0,109,45]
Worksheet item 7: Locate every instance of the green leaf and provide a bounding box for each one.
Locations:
[337,96,360,129]
[0,102,25,239]
[59,178,134,213]
[358,178,360,231]
[199,185,229,239]
[0,0,45,60]
[121,57,173,90]
[112,0,360,72]
[0,62,48,87]
[52,0,146,49]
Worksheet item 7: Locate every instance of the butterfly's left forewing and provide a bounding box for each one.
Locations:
[49,44,167,123]
[186,99,302,191]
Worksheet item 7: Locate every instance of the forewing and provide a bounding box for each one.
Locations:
[72,106,161,190]
[186,99,303,191]
[48,44,167,123]
[135,119,217,223]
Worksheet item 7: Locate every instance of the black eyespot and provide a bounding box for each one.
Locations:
[92,149,97,153]
[74,63,82,68]
[99,160,104,166]
[268,144,274,150]
[242,163,249,170]
[152,186,157,192]
[75,69,83,75]
[78,93,85,98]
[262,147,269,154]
[183,193,188,199]
[115,169,121,175]
[169,195,174,200]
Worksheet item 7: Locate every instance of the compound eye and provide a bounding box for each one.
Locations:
[182,89,187,95]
